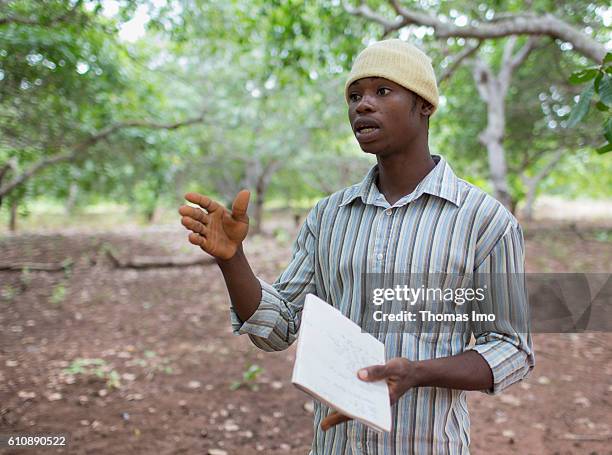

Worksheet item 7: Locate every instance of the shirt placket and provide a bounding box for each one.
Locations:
[370,197,394,275]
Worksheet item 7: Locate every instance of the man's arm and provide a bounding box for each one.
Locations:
[226,205,318,352]
[180,190,320,352]
[467,222,534,395]
[216,244,262,323]
[403,350,492,390]
[321,351,492,431]
[322,222,534,431]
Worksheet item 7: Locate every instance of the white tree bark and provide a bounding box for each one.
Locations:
[520,148,565,220]
[345,2,602,212]
[345,1,607,62]
[471,37,539,210]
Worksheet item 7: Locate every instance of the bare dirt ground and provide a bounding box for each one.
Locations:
[1,218,611,455]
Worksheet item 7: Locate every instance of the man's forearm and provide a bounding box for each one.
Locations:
[216,244,262,323]
[412,350,493,391]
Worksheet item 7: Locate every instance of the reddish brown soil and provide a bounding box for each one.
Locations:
[1,220,611,455]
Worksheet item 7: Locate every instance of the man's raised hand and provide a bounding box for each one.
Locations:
[178,190,251,260]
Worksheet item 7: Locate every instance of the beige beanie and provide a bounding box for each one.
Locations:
[345,39,439,115]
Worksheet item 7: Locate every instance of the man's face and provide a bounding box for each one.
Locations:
[347,77,432,156]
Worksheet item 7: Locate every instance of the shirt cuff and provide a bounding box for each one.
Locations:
[468,334,534,395]
[229,277,284,339]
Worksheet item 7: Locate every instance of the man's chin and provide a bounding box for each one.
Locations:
[359,143,384,155]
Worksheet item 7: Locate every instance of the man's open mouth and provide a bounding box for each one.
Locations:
[358,127,378,134]
[353,118,382,142]
[355,125,381,142]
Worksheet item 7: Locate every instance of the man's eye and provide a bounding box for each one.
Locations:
[378,87,390,95]
[349,93,361,102]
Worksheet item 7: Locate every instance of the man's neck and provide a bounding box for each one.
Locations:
[376,148,436,206]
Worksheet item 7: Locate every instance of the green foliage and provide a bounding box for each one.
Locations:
[567,52,612,153]
[1,0,610,227]
[540,149,612,198]
[49,281,67,304]
[230,363,263,391]
[63,357,122,389]
[20,266,32,288]
[1,284,17,302]
[129,350,174,378]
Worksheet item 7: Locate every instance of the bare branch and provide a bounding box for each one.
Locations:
[0,151,77,198]
[533,148,565,183]
[343,0,405,35]
[490,12,538,23]
[72,113,206,153]
[519,148,566,219]
[501,36,519,68]
[346,1,607,62]
[438,41,482,84]
[500,36,540,93]
[388,0,439,28]
[0,113,206,197]
[509,36,540,71]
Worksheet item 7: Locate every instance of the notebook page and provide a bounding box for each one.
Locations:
[292,293,391,432]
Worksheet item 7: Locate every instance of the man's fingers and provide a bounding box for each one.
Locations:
[185,192,220,212]
[178,205,209,223]
[358,364,389,381]
[181,216,209,236]
[231,189,250,219]
[320,411,352,431]
[188,232,208,249]
[179,206,209,224]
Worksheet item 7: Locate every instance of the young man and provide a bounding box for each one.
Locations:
[179,39,534,454]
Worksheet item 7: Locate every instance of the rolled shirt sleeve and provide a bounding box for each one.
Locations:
[469,222,535,395]
[228,204,319,352]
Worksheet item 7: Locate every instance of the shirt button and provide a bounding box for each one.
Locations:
[385,208,393,216]
[376,253,384,261]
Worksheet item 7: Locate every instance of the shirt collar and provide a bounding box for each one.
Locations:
[339,155,461,208]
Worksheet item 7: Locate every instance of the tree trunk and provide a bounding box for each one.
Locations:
[0,159,18,211]
[474,63,513,210]
[472,38,538,212]
[145,200,157,224]
[145,186,161,223]
[520,149,565,220]
[252,178,266,234]
[523,179,538,221]
[247,158,280,235]
[145,206,157,223]
[65,182,79,215]
[9,199,18,231]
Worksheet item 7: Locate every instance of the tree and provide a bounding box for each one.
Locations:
[344,0,609,211]
[0,0,206,228]
[138,0,383,231]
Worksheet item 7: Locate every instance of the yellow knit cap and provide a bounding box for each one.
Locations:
[345,39,439,115]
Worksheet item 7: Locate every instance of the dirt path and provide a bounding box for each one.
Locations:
[1,222,611,454]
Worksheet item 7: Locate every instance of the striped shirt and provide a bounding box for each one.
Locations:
[230,154,535,454]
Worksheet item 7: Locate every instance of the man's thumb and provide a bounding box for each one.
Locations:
[358,364,387,381]
[231,189,250,219]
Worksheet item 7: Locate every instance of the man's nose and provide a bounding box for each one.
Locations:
[356,94,376,113]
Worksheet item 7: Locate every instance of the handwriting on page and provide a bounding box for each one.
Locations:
[295,298,390,430]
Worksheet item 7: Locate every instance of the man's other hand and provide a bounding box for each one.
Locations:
[320,358,417,431]
[178,190,250,260]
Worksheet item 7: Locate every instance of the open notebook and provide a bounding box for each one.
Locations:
[291,293,392,433]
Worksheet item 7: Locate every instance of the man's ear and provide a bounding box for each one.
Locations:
[420,99,434,116]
